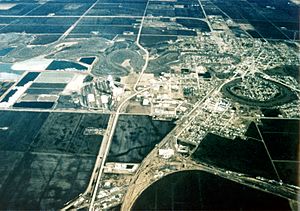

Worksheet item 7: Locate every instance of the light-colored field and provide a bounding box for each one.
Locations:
[0,3,16,10]
[0,72,20,81]
[38,95,59,102]
[21,94,39,101]
[62,74,85,94]
[125,100,151,114]
[11,57,53,71]
[64,4,83,10]
[121,59,131,69]
[290,0,300,5]
[35,72,74,83]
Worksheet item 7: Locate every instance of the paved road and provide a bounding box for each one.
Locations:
[87,1,152,208]
[87,88,150,211]
[133,0,150,92]
[58,0,101,41]
[0,15,206,20]
[61,88,149,211]
[197,0,214,32]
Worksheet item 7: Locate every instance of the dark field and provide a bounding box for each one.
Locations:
[26,88,61,95]
[140,35,178,48]
[0,4,78,35]
[0,17,16,25]
[46,60,88,71]
[107,115,175,163]
[247,21,291,40]
[26,3,93,16]
[133,170,291,210]
[24,82,66,95]
[0,111,48,152]
[0,0,297,42]
[247,30,262,39]
[30,113,109,155]
[261,108,281,117]
[30,82,67,89]
[68,16,141,39]
[13,101,55,109]
[0,24,71,34]
[78,17,140,26]
[70,25,138,36]
[0,3,38,16]
[0,111,109,209]
[142,27,197,36]
[244,121,261,140]
[14,17,78,26]
[0,89,17,103]
[66,34,119,40]
[274,162,300,186]
[192,133,278,179]
[258,119,299,161]
[236,119,299,187]
[0,81,14,98]
[176,18,211,32]
[146,1,205,18]
[0,153,95,210]
[0,16,78,43]
[86,3,146,16]
[79,57,96,65]
[16,72,40,87]
[206,0,298,40]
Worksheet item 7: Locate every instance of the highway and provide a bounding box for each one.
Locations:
[197,0,214,32]
[89,91,149,210]
[58,0,101,41]
[86,2,152,208]
[133,0,150,92]
[61,88,150,211]
[88,113,117,210]
[87,88,150,210]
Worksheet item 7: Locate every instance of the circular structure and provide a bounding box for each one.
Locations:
[92,41,145,76]
[132,170,290,210]
[222,76,297,107]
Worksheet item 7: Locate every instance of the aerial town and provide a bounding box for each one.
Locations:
[0,0,299,210]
